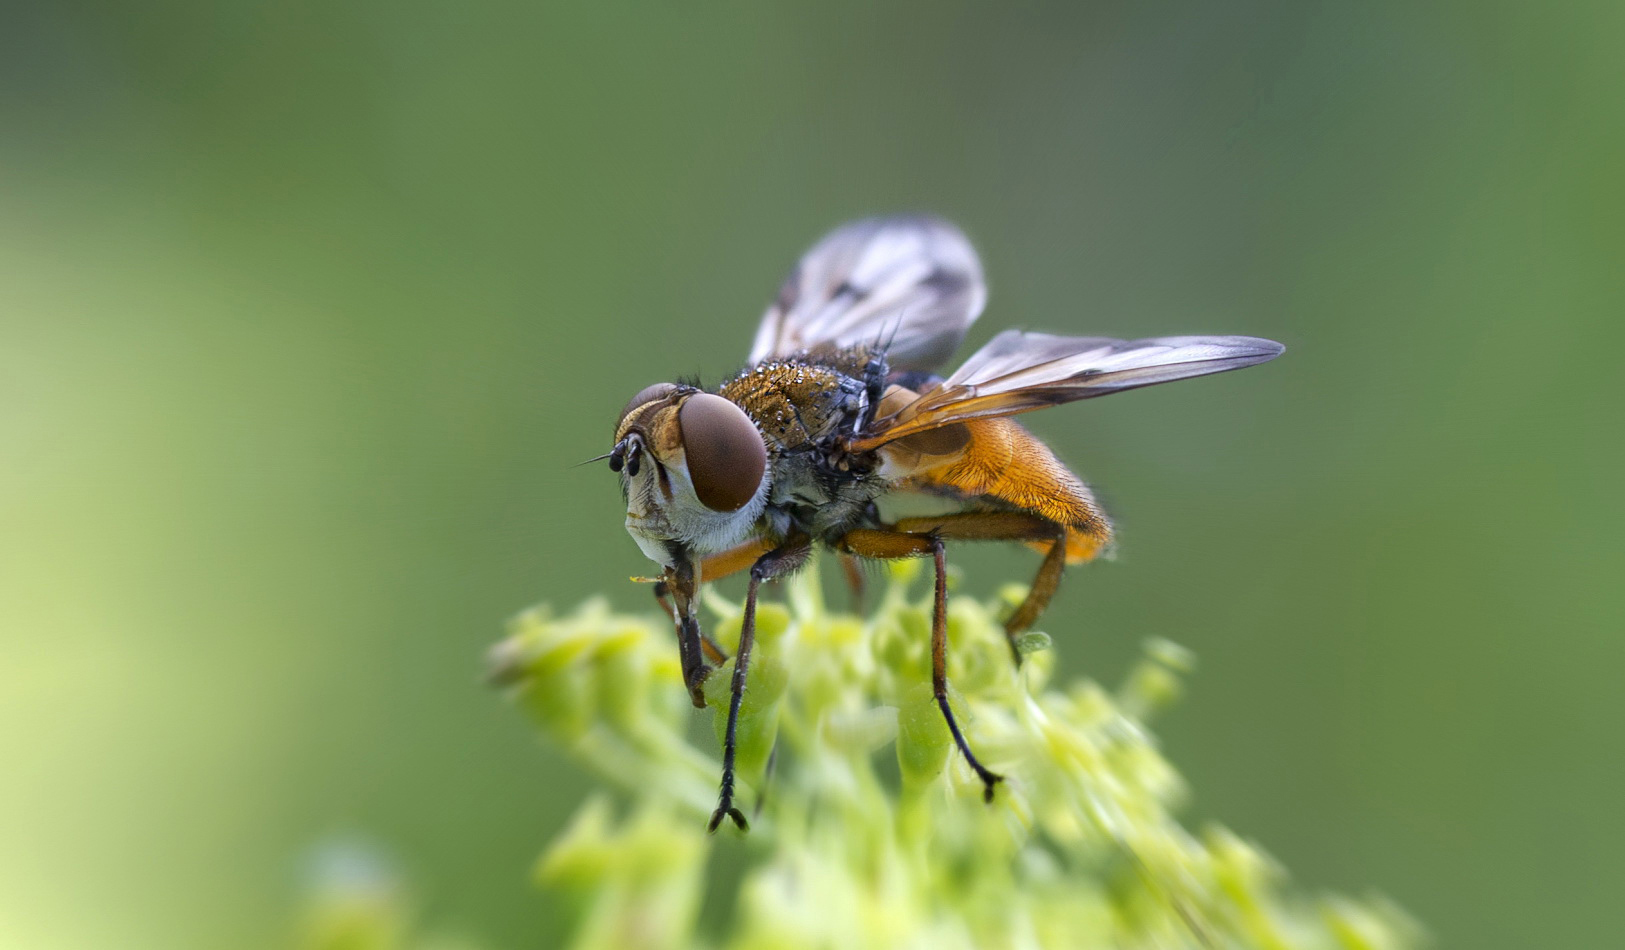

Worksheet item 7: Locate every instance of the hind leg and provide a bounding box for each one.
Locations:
[891,511,1074,665]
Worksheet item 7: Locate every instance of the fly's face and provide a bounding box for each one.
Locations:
[610,383,771,565]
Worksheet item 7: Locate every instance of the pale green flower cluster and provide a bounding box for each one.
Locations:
[488,560,1422,950]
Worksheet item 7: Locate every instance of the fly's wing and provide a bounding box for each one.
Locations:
[748,216,987,373]
[851,330,1285,449]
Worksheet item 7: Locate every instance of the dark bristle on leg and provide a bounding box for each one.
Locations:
[930,538,1004,802]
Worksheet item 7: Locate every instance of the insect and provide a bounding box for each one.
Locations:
[606,216,1283,831]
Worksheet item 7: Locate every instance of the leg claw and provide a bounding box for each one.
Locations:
[707,804,748,833]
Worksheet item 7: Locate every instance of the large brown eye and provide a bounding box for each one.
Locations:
[619,382,680,426]
[678,394,766,512]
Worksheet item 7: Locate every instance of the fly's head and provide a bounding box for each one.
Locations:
[610,383,771,566]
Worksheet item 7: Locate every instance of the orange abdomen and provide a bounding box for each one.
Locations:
[891,417,1113,563]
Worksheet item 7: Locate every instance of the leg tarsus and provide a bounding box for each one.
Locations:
[709,567,760,832]
[935,692,1004,802]
[708,801,748,833]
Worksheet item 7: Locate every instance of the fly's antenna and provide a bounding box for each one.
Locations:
[574,452,614,468]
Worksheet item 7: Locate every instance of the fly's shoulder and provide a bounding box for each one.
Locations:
[719,357,867,453]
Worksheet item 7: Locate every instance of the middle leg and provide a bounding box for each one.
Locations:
[709,536,810,832]
[892,511,1069,665]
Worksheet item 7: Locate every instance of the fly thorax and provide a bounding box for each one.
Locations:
[719,361,866,453]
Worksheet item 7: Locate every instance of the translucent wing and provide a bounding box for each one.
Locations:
[748,216,987,373]
[852,331,1285,449]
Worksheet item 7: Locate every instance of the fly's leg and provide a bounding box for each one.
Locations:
[835,528,1004,803]
[663,556,710,708]
[1001,531,1067,643]
[892,511,1076,667]
[652,580,729,666]
[928,536,1004,801]
[710,537,810,832]
[651,537,779,682]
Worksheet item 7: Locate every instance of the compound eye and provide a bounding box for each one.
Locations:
[618,382,680,425]
[678,394,766,512]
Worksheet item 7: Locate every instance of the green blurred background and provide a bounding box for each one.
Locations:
[2,2,1620,947]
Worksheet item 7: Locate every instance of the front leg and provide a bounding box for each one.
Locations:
[654,537,785,707]
[663,553,711,709]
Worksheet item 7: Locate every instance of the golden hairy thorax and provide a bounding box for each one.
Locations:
[718,360,861,453]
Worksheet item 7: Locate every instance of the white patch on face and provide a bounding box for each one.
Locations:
[629,528,675,567]
[622,449,770,564]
